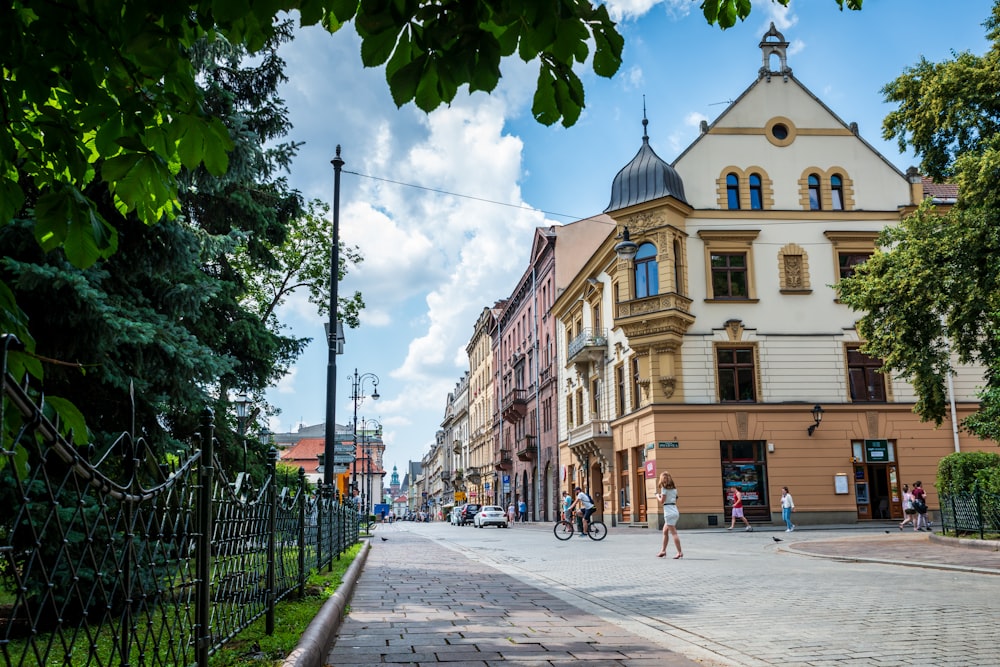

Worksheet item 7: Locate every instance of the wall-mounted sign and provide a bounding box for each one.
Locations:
[865,439,889,462]
[644,460,656,479]
[834,473,849,495]
[658,441,679,449]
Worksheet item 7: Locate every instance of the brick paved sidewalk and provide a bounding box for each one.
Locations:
[786,531,1000,574]
[327,530,702,666]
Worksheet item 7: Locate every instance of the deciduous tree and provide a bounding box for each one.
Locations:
[838,1,1000,440]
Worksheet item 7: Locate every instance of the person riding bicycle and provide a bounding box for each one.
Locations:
[569,486,595,537]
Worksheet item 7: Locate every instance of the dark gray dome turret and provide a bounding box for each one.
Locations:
[605,117,687,213]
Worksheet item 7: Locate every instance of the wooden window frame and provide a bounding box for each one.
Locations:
[715,345,760,403]
[699,229,760,302]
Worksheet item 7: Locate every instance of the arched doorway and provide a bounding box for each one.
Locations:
[590,461,604,518]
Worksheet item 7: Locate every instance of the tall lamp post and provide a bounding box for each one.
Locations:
[324,146,346,487]
[234,392,250,473]
[349,369,379,507]
[357,417,382,517]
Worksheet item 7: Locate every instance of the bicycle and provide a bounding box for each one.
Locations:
[553,515,607,541]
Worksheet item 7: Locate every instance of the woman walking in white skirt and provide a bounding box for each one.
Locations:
[656,471,683,559]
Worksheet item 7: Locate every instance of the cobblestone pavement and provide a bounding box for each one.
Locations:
[335,521,1000,667]
[327,528,701,666]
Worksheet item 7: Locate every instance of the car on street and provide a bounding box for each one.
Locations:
[459,503,482,526]
[449,507,462,525]
[473,505,509,528]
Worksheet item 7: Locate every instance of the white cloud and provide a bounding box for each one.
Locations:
[622,65,644,90]
[758,0,797,31]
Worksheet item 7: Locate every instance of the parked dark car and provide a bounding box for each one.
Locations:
[459,503,481,525]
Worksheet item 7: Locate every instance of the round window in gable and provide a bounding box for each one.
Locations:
[765,117,796,147]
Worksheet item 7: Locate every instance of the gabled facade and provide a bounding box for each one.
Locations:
[557,24,993,528]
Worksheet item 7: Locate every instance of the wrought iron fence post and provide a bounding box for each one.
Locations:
[974,481,984,540]
[120,432,136,666]
[328,489,336,571]
[298,467,306,597]
[266,447,278,634]
[316,484,325,571]
[196,407,216,667]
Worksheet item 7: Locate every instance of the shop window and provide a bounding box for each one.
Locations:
[726,173,740,209]
[848,348,887,402]
[721,441,769,522]
[717,347,757,402]
[634,242,659,298]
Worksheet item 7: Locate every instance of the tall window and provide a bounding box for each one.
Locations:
[726,173,740,209]
[749,173,763,210]
[590,377,600,415]
[634,243,659,298]
[838,252,872,280]
[615,364,626,417]
[717,348,756,402]
[808,174,821,210]
[630,356,641,411]
[566,395,574,430]
[831,174,844,210]
[673,239,683,295]
[592,303,601,333]
[711,253,749,299]
[848,348,886,402]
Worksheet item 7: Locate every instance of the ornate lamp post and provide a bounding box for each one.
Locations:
[349,369,379,505]
[234,392,250,473]
[357,417,382,517]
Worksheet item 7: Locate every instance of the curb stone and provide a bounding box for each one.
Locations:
[280,539,371,667]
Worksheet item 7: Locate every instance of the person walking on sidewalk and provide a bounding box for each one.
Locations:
[507,502,516,525]
[655,471,683,559]
[899,483,917,530]
[780,486,796,532]
[728,487,753,531]
[912,481,931,531]
[518,498,528,522]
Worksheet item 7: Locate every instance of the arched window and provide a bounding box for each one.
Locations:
[831,174,844,210]
[808,174,821,210]
[749,173,763,210]
[726,173,740,210]
[634,243,659,299]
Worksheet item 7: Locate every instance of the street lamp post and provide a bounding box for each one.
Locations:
[234,392,250,473]
[324,146,346,487]
[349,369,379,508]
[357,417,382,517]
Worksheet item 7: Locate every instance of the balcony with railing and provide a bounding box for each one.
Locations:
[496,448,513,470]
[516,434,537,461]
[566,328,608,367]
[453,439,462,454]
[465,466,481,484]
[501,388,528,422]
[568,419,612,449]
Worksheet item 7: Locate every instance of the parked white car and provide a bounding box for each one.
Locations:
[449,507,461,525]
[473,505,509,528]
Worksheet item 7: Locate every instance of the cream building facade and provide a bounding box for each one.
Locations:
[554,25,994,529]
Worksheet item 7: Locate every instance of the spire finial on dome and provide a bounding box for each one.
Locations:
[642,95,649,142]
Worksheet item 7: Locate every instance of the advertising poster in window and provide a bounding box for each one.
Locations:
[723,463,762,505]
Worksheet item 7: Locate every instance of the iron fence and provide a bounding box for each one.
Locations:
[939,488,1000,540]
[0,338,359,667]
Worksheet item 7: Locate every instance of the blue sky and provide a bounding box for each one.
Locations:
[265,0,995,476]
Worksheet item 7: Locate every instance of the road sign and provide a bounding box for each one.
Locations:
[333,444,355,454]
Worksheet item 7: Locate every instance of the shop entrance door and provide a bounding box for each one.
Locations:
[632,446,647,524]
[855,463,902,520]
